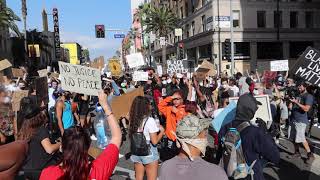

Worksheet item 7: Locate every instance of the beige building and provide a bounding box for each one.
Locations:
[151,0,320,74]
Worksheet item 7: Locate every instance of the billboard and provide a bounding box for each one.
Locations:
[53,8,61,61]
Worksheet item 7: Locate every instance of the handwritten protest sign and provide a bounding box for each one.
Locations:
[126,53,145,68]
[38,69,48,77]
[34,77,49,106]
[229,95,273,128]
[133,71,149,81]
[12,90,29,111]
[11,68,24,78]
[59,62,102,96]
[290,47,320,86]
[270,60,289,72]
[167,59,189,75]
[110,88,144,120]
[0,59,12,71]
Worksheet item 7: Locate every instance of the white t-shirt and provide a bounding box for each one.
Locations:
[230,85,239,97]
[139,117,159,141]
[48,88,55,109]
[213,108,225,119]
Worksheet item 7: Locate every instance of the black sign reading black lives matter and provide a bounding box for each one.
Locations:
[291,47,320,86]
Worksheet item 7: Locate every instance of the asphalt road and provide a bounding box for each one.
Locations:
[110,136,320,180]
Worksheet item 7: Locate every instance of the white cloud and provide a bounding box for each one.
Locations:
[60,31,122,59]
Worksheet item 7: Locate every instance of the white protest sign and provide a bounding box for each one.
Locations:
[160,37,166,46]
[133,71,149,82]
[38,69,48,77]
[167,59,188,75]
[58,62,102,96]
[270,60,289,71]
[229,95,273,128]
[126,53,145,68]
[157,65,163,76]
[175,28,182,37]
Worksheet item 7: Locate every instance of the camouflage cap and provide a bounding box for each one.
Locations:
[176,115,211,139]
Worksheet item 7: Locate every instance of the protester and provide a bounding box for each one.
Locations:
[0,86,15,144]
[40,91,122,180]
[55,91,75,135]
[17,104,61,179]
[129,96,165,180]
[289,82,315,163]
[159,115,228,180]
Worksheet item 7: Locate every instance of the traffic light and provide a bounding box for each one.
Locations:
[179,43,184,59]
[223,39,231,60]
[95,25,105,38]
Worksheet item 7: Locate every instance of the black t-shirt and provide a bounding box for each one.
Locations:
[23,126,53,171]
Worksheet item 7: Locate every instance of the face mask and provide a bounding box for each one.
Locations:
[162,80,167,85]
[199,82,204,86]
[222,84,228,89]
[121,83,127,88]
[253,89,259,95]
[176,137,208,161]
[167,79,172,84]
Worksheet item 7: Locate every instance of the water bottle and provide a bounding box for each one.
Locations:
[94,104,109,149]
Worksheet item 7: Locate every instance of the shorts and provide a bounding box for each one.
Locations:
[290,122,307,143]
[130,145,159,165]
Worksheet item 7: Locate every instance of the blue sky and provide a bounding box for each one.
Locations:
[7,0,132,61]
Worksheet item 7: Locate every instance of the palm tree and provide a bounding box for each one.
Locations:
[0,0,21,36]
[143,6,178,72]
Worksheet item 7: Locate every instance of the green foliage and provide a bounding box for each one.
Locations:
[0,0,21,36]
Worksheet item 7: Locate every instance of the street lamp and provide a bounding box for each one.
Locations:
[21,0,27,54]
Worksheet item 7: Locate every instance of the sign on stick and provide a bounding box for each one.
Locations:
[270,60,289,71]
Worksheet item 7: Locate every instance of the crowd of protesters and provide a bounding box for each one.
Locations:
[0,67,318,180]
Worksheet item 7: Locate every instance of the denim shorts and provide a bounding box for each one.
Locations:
[130,145,159,165]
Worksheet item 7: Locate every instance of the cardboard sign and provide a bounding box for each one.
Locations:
[167,59,189,75]
[38,69,48,77]
[197,60,216,77]
[133,71,149,81]
[290,47,320,86]
[126,53,145,68]
[12,90,29,111]
[34,77,49,106]
[270,60,289,72]
[11,68,24,78]
[108,59,122,76]
[229,95,273,128]
[110,87,144,120]
[59,62,102,96]
[0,59,12,71]
[49,72,60,79]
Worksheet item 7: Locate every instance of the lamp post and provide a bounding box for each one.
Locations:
[230,0,235,76]
[21,0,27,54]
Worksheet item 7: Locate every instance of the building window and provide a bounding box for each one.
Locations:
[290,11,298,28]
[180,7,183,19]
[192,0,196,12]
[257,42,283,59]
[202,15,206,32]
[274,11,282,28]
[191,21,195,36]
[185,2,188,17]
[233,10,240,28]
[305,11,313,28]
[186,24,190,38]
[289,41,314,58]
[199,44,212,59]
[257,11,266,28]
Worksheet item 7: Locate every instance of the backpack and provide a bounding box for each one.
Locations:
[220,121,256,180]
[130,119,150,156]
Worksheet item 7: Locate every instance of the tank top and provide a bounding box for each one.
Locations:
[62,101,74,129]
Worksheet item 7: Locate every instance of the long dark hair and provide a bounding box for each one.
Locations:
[129,96,151,138]
[58,126,91,180]
[17,109,47,141]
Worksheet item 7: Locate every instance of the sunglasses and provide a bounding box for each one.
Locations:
[173,98,182,101]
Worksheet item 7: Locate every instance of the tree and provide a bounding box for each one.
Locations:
[143,6,178,72]
[0,0,21,36]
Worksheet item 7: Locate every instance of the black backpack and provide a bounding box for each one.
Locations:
[130,119,150,156]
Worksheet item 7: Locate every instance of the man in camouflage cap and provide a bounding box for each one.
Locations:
[159,115,228,180]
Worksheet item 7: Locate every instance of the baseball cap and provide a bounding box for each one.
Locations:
[176,115,211,139]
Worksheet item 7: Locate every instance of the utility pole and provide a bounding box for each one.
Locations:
[230,0,235,76]
[21,0,27,59]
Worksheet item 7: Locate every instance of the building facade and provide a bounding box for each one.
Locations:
[151,0,320,74]
[60,42,82,65]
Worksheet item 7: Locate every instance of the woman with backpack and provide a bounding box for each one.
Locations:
[129,96,165,180]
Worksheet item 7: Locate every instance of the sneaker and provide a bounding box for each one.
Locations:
[90,134,97,141]
[305,153,315,165]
